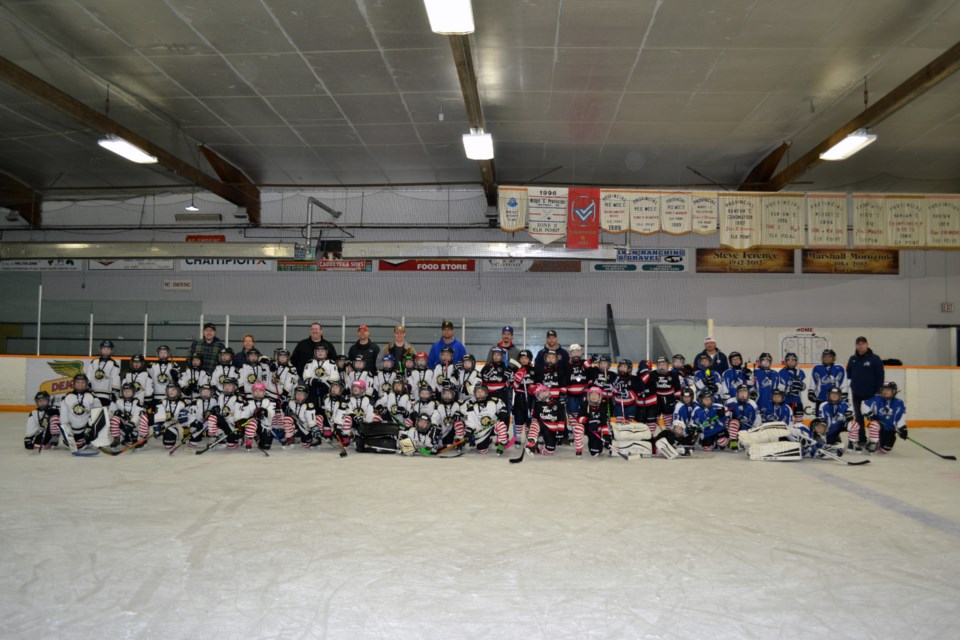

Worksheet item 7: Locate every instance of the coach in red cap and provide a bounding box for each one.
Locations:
[348,324,380,372]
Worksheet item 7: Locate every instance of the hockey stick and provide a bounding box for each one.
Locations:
[509,438,530,463]
[334,432,348,458]
[815,443,870,466]
[907,436,956,461]
[195,431,229,455]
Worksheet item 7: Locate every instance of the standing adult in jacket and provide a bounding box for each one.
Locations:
[847,336,884,445]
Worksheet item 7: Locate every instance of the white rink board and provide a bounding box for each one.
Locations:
[1,417,959,640]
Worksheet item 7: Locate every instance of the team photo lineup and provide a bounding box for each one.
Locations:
[24,319,907,463]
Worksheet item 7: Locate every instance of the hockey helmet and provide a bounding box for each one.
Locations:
[827,386,842,402]
[223,378,239,394]
[586,386,603,404]
[440,345,455,357]
[72,373,89,392]
[758,352,772,366]
[533,384,551,402]
[672,354,686,365]
[697,390,713,404]
[518,349,533,362]
[247,348,261,361]
[491,347,506,361]
[771,387,785,400]
[120,382,135,399]
[166,383,181,400]
[415,412,433,433]
[219,348,235,363]
[736,384,750,400]
[382,354,396,368]
[351,379,367,395]
[418,385,435,401]
[276,348,291,361]
[462,354,476,370]
[130,353,145,370]
[328,380,345,395]
[190,352,203,366]
[314,343,329,357]
[810,418,828,436]
[881,381,898,398]
[157,344,171,359]
[293,384,308,402]
[784,352,798,363]
[99,339,115,349]
[415,351,428,366]
[617,358,632,372]
[473,384,490,401]
[569,344,583,359]
[698,353,712,364]
[35,390,50,406]
[352,356,366,370]
[440,383,457,403]
[680,388,695,403]
[199,384,214,399]
[336,354,348,365]
[728,351,742,366]
[391,377,407,393]
[821,349,836,363]
[543,349,557,363]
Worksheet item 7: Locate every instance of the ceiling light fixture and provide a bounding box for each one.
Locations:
[423,0,475,34]
[462,128,494,160]
[97,134,158,164]
[819,129,877,161]
[185,192,199,212]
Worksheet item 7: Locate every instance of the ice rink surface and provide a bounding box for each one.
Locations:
[1,416,959,640]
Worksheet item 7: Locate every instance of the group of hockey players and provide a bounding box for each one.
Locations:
[24,336,908,461]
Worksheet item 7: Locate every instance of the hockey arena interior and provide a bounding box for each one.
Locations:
[2,2,960,639]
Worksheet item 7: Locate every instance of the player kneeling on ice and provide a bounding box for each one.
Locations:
[191,384,220,449]
[209,378,252,449]
[321,380,351,446]
[693,390,727,451]
[434,383,466,447]
[280,384,321,448]
[376,377,412,427]
[465,384,510,455]
[724,384,761,450]
[577,386,612,457]
[155,383,193,449]
[525,383,577,457]
[24,391,60,450]
[764,388,794,424]
[245,381,277,450]
[655,390,714,458]
[58,374,109,451]
[817,386,856,449]
[106,383,149,448]
[859,381,907,454]
[399,412,442,456]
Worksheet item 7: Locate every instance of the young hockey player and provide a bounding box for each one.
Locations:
[321,380,351,445]
[534,349,568,400]
[809,349,846,414]
[239,348,270,397]
[777,352,806,424]
[24,390,60,450]
[377,377,413,428]
[281,384,321,448]
[694,391,728,451]
[752,352,778,417]
[671,388,699,435]
[241,381,276,450]
[345,356,375,398]
[481,347,512,407]
[408,385,438,427]
[58,374,107,451]
[149,345,180,408]
[724,384,761,449]
[210,378,252,449]
[335,354,350,379]
[211,348,239,393]
[433,346,460,393]
[179,352,210,401]
[107,383,149,447]
[651,356,683,432]
[398,412,442,456]
[565,344,590,420]
[765,388,794,424]
[346,379,379,448]
[817,386,855,447]
[303,343,340,406]
[694,354,723,398]
[155,383,192,449]
[610,358,637,420]
[526,383,577,457]
[84,339,121,406]
[267,348,298,403]
[458,354,482,403]
[577,386,612,457]
[721,352,752,402]
[373,355,401,399]
[433,383,465,446]
[122,353,153,404]
[592,355,616,416]
[463,383,510,455]
[858,381,907,454]
[672,354,695,389]
[191,383,221,447]
[510,349,536,441]
[407,351,435,396]
[634,359,658,431]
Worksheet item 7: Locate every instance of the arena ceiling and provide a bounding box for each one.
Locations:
[0,0,958,213]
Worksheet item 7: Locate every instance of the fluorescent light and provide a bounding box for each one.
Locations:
[462,129,493,160]
[97,134,158,164]
[819,129,877,161]
[174,213,222,222]
[424,0,474,34]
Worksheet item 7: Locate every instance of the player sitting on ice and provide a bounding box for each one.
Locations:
[463,383,509,455]
[122,354,153,404]
[525,383,576,457]
[407,351,435,397]
[243,381,276,450]
[434,382,466,446]
[694,390,727,451]
[58,374,108,451]
[777,352,806,423]
[24,390,60,450]
[211,348,239,394]
[752,352,777,417]
[155,383,193,449]
[280,384,320,448]
[179,352,209,402]
[763,388,794,424]
[724,384,761,450]
[459,353,482,403]
[321,380,351,446]
[376,377,412,427]
[577,386,611,457]
[106,383,149,448]
[721,351,751,403]
[304,344,339,406]
[192,384,220,448]
[859,381,907,454]
[652,393,705,460]
[398,412,441,456]
[346,379,381,443]
[210,377,252,449]
[374,354,401,399]
[84,339,121,407]
[740,417,844,461]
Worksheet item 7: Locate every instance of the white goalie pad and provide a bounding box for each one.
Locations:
[398,435,416,456]
[748,440,803,461]
[739,422,790,449]
[657,439,681,460]
[615,440,653,458]
[611,418,651,443]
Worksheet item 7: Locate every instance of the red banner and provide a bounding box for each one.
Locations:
[185,234,226,243]
[566,187,600,249]
[378,259,476,272]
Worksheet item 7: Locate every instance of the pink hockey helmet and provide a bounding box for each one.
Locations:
[351,379,367,391]
[251,381,267,392]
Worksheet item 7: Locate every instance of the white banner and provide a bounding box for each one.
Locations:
[761,193,804,247]
[926,195,960,247]
[629,192,660,234]
[527,186,568,244]
[163,279,193,291]
[0,259,81,272]
[886,195,925,247]
[498,187,528,232]
[719,193,762,249]
[806,193,847,247]
[599,190,630,233]
[26,358,85,403]
[179,259,275,271]
[691,193,718,235]
[852,194,887,248]
[661,193,692,235]
[89,259,174,270]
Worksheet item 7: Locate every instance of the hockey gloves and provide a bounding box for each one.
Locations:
[807,390,817,403]
[898,427,908,441]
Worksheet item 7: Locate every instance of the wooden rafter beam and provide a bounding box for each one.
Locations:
[449,35,497,206]
[758,40,960,192]
[0,172,42,226]
[198,145,260,225]
[0,55,259,223]
[739,142,790,191]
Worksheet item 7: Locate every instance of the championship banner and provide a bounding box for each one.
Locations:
[566,187,600,249]
[696,248,794,273]
[0,259,81,272]
[661,193,692,235]
[806,193,847,248]
[691,193,718,235]
[180,259,274,271]
[378,259,475,272]
[801,249,899,275]
[886,195,925,247]
[498,187,527,232]
[527,186,568,244]
[599,190,630,233]
[926,195,960,248]
[761,193,804,247]
[852,194,887,248]
[88,259,175,270]
[629,192,661,234]
[719,193,762,249]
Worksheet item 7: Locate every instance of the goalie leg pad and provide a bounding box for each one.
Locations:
[739,423,789,448]
[617,441,653,458]
[749,441,803,461]
[398,435,416,456]
[658,438,681,460]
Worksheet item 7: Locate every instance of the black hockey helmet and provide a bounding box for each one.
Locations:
[35,390,50,404]
[314,343,329,356]
[822,348,836,360]
[440,345,454,356]
[99,339,115,350]
[166,382,181,398]
[130,353,145,369]
[120,382,135,397]
[220,347,235,358]
[336,354,347,363]
[72,373,89,390]
[827,386,842,402]
[329,379,344,394]
[418,385,434,400]
[656,356,668,365]
[697,389,713,404]
[736,384,750,398]
[758,352,772,365]
[293,384,308,401]
[223,377,239,393]
[462,353,476,368]
[491,347,506,361]
[772,387,785,400]
[881,381,898,397]
[680,388,694,402]
[810,418,828,436]
[672,354,685,364]
[728,351,742,365]
[473,383,489,400]
[618,358,632,370]
[190,351,203,365]
[518,349,533,361]
[440,383,457,403]
[157,344,171,358]
[544,349,558,359]
[352,354,366,369]
[199,384,214,399]
[247,348,261,360]
[415,412,432,433]
[784,352,798,363]
[391,377,407,393]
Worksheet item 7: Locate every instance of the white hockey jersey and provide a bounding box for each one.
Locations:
[463,397,506,440]
[59,391,99,432]
[304,359,340,389]
[346,394,376,424]
[432,363,460,391]
[122,371,154,404]
[376,392,412,425]
[432,401,464,439]
[345,370,375,396]
[83,357,121,401]
[179,366,210,399]
[108,397,144,427]
[211,364,240,392]
[322,395,351,429]
[373,370,402,398]
[218,393,253,426]
[149,361,180,400]
[285,399,318,433]
[239,362,271,395]
[155,397,190,428]
[407,368,435,393]
[191,396,221,425]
